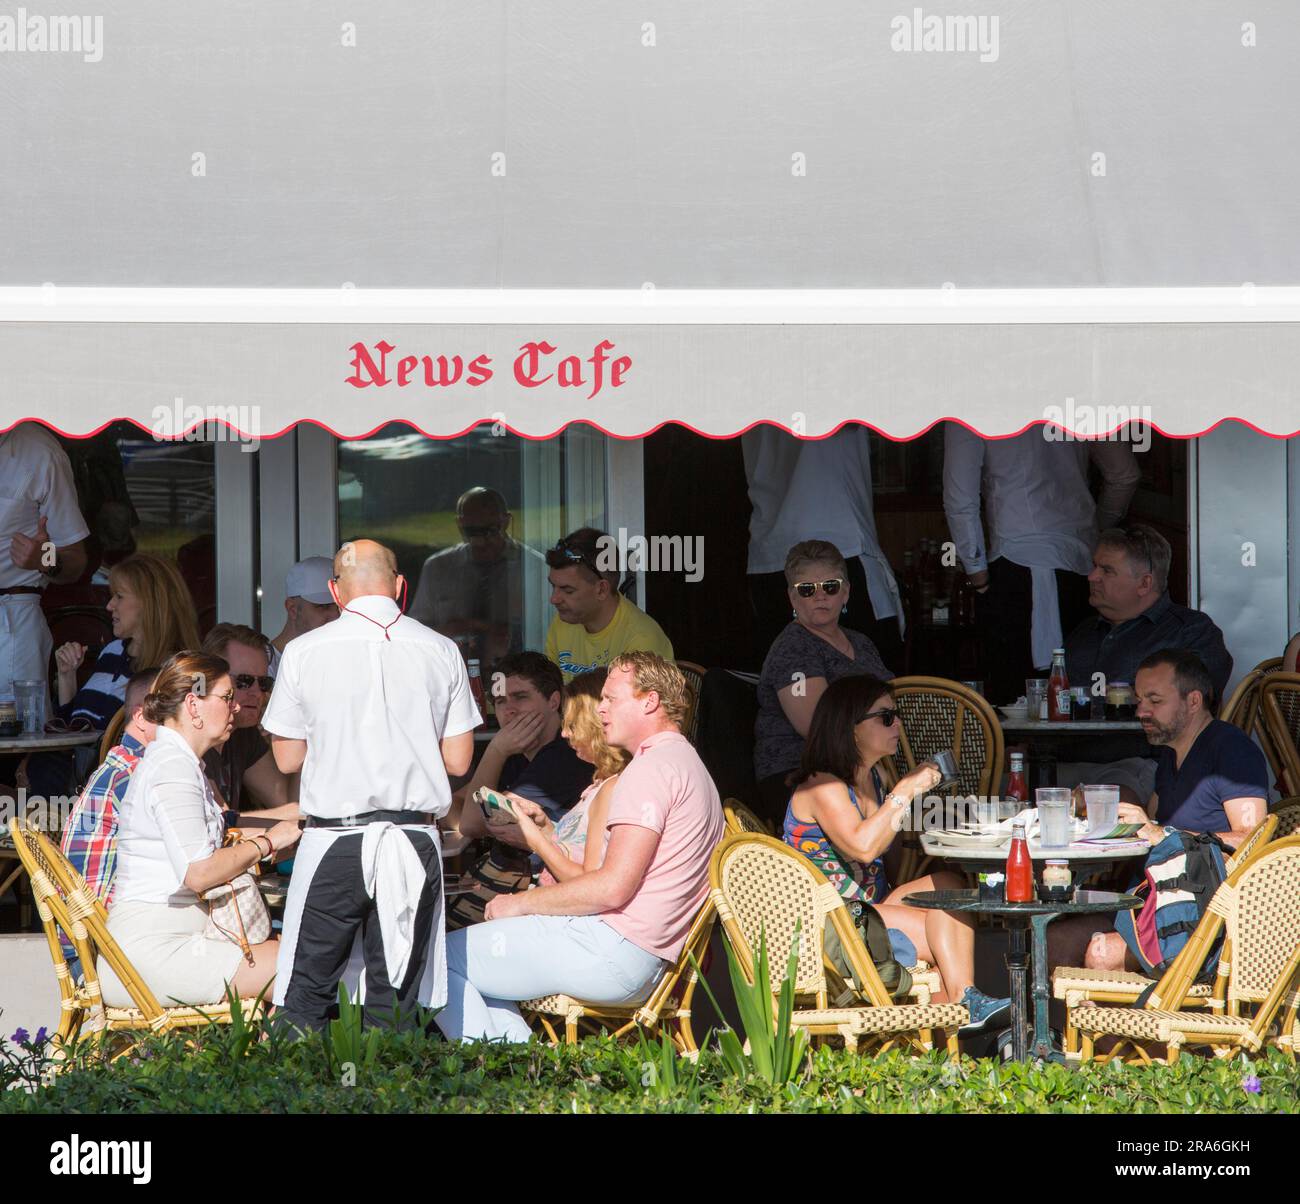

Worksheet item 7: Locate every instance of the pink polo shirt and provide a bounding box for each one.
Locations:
[600,729,725,961]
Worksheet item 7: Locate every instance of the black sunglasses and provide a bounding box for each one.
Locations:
[793,578,844,598]
[550,539,604,578]
[862,707,898,727]
[460,524,503,538]
[233,673,275,692]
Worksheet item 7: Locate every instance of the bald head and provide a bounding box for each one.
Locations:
[333,540,402,605]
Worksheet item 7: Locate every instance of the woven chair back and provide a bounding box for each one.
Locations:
[713,834,828,994]
[1219,670,1262,732]
[723,799,772,836]
[1257,674,1300,793]
[1270,798,1300,840]
[887,676,1004,798]
[675,661,706,745]
[1222,836,1300,1005]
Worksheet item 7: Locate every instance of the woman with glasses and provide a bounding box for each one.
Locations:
[97,653,301,1009]
[784,674,1011,1031]
[753,540,892,823]
[199,623,291,813]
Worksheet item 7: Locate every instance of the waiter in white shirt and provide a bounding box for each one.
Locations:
[743,425,904,669]
[263,539,479,1031]
[943,425,1140,705]
[1,426,90,700]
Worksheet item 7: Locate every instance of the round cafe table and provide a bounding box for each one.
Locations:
[903,888,1141,1063]
[0,730,101,755]
[920,829,1148,882]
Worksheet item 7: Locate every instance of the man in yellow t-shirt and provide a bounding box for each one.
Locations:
[543,527,674,680]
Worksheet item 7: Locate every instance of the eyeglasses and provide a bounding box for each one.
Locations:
[550,538,604,579]
[213,689,236,708]
[232,674,275,692]
[460,523,503,538]
[861,707,898,727]
[44,717,95,734]
[792,578,844,598]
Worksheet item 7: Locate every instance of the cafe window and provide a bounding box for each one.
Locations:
[45,422,218,651]
[337,423,609,665]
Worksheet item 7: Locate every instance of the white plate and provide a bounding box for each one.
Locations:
[1000,708,1031,722]
[928,830,1010,849]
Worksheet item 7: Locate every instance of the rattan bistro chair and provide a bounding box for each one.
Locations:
[708,833,967,1054]
[1257,673,1300,796]
[1270,798,1300,839]
[676,660,706,745]
[1071,836,1300,1064]
[887,676,1004,799]
[724,799,772,836]
[522,899,715,1052]
[7,819,264,1056]
[1053,814,1278,1056]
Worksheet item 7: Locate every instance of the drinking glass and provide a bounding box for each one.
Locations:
[1035,788,1072,849]
[13,680,46,735]
[1025,679,1048,721]
[1083,785,1121,836]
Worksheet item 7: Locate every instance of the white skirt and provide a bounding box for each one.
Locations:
[97,898,245,1009]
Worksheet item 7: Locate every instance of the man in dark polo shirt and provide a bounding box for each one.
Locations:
[1066,525,1233,707]
[447,651,592,929]
[1070,648,1270,975]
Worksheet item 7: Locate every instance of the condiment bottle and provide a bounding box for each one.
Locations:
[1005,821,1034,902]
[1047,648,1071,723]
[1005,751,1028,803]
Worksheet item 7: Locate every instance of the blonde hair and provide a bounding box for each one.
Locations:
[608,651,689,730]
[108,553,201,670]
[784,539,849,585]
[563,670,630,781]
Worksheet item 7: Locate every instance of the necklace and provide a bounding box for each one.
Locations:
[341,583,407,641]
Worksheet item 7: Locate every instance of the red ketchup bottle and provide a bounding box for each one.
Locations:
[1005,751,1028,804]
[1047,648,1071,723]
[467,658,487,720]
[1005,821,1034,902]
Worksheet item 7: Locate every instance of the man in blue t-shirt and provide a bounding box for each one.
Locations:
[1075,648,1270,975]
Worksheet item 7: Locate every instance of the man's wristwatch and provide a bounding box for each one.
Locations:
[40,557,60,579]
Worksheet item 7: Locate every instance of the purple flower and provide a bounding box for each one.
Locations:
[34,1026,48,1045]
[10,1028,29,1046]
[1241,1075,1262,1095]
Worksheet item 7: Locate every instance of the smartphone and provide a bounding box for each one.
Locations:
[473,787,516,824]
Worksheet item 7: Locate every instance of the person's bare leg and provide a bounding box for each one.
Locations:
[1083,932,1141,972]
[229,938,281,1001]
[879,872,977,1002]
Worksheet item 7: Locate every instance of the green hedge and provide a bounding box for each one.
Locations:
[2,1026,1296,1114]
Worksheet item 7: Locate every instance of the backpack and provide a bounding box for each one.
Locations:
[1115,829,1230,983]
[823,901,913,1005]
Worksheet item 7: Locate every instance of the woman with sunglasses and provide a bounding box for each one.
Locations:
[785,674,1011,1031]
[199,623,292,814]
[754,540,892,824]
[96,653,301,1010]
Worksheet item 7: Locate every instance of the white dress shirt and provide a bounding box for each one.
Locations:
[113,725,227,907]
[261,594,481,820]
[943,426,1140,667]
[0,425,89,588]
[742,426,903,632]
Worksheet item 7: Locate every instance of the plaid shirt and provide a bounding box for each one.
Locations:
[59,733,145,950]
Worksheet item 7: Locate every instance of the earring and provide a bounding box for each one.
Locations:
[792,608,798,619]
[842,605,848,615]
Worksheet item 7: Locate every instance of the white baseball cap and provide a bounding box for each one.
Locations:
[284,556,335,605]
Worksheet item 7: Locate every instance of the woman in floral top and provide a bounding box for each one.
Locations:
[508,670,630,885]
[783,675,1010,1031]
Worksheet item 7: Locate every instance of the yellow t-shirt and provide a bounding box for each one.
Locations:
[544,596,675,680]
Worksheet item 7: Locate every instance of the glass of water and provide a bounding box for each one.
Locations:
[1036,787,1073,849]
[1082,785,1121,836]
